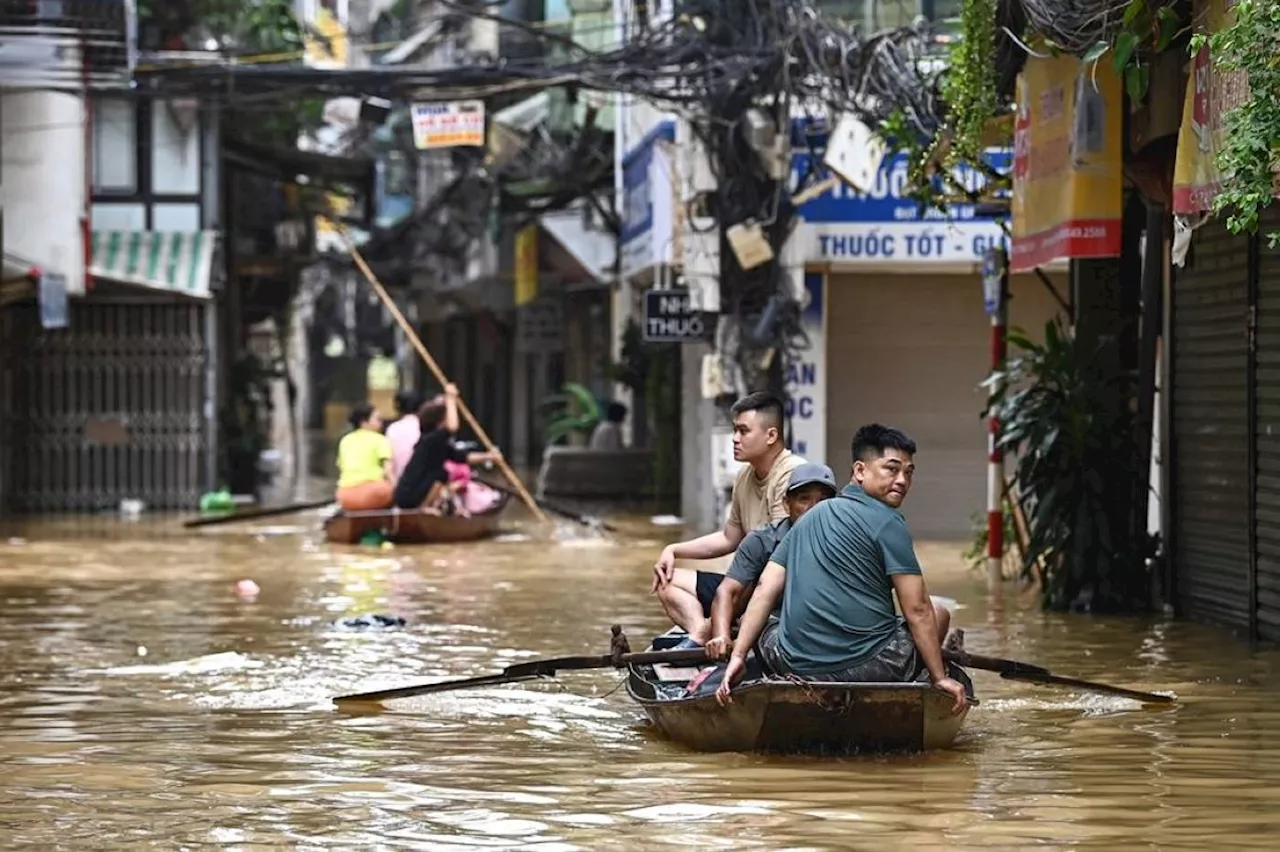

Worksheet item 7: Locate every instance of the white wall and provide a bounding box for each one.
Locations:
[1,91,86,294]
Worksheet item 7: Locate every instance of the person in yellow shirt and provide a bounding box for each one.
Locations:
[335,403,394,511]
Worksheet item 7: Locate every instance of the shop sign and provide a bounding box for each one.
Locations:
[643,288,703,342]
[411,101,485,150]
[621,121,676,279]
[784,271,825,463]
[1010,54,1124,271]
[1173,0,1247,213]
[792,149,1012,265]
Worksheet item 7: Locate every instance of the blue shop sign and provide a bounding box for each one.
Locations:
[790,148,1013,224]
[621,120,676,278]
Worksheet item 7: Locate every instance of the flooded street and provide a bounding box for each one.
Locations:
[2,511,1279,850]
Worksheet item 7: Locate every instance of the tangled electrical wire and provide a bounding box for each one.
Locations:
[1016,0,1178,55]
[136,0,960,396]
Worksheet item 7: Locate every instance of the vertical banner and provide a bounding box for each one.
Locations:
[1011,54,1124,272]
[785,270,826,465]
[514,224,538,306]
[1173,0,1246,213]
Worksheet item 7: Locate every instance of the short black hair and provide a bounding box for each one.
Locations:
[730,391,785,431]
[605,401,628,423]
[348,402,376,429]
[394,390,422,417]
[851,423,917,463]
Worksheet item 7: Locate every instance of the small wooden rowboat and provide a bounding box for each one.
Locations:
[323,493,510,545]
[627,630,977,754]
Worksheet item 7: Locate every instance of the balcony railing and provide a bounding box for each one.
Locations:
[0,0,129,89]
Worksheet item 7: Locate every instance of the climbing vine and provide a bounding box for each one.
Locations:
[940,0,998,169]
[1192,0,1280,244]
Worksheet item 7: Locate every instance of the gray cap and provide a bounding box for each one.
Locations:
[787,462,839,495]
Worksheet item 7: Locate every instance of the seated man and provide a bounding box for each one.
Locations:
[703,462,839,661]
[652,392,805,649]
[716,424,968,716]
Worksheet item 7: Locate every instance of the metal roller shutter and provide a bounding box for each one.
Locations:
[1172,219,1251,631]
[1,298,209,512]
[825,271,1064,537]
[1254,208,1280,640]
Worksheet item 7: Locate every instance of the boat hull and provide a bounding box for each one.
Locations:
[323,495,509,545]
[627,632,974,754]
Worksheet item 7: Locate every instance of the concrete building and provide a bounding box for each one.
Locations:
[611,1,1068,536]
[0,2,222,512]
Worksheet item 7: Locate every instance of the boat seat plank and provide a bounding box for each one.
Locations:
[653,664,705,682]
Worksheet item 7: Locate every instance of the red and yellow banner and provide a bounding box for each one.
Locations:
[1011,54,1124,272]
[1173,0,1247,214]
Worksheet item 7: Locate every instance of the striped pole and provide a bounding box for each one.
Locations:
[983,248,1009,592]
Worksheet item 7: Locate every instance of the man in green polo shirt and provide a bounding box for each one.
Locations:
[715,423,968,715]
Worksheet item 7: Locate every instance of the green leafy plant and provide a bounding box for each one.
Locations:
[941,0,998,168]
[1076,0,1184,101]
[606,319,681,499]
[218,353,280,496]
[961,501,1020,577]
[1191,0,1280,246]
[984,319,1150,611]
[539,382,602,447]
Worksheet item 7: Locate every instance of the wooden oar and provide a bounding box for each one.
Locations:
[947,649,1175,705]
[183,499,334,529]
[475,477,618,533]
[337,228,550,526]
[333,647,709,704]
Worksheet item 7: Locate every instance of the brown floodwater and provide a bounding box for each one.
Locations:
[0,508,1277,850]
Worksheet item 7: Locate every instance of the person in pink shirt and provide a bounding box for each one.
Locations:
[385,391,422,482]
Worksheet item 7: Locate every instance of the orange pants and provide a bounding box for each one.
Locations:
[336,480,393,512]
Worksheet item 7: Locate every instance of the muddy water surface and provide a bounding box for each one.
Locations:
[0,511,1277,849]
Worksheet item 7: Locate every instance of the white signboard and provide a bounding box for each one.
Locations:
[803,223,1009,264]
[785,271,826,467]
[620,121,675,279]
[411,101,485,150]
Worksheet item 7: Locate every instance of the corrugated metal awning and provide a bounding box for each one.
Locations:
[89,231,218,299]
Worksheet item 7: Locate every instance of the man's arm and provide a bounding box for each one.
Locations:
[706,576,746,659]
[652,521,746,590]
[714,561,785,705]
[890,573,946,682]
[730,561,784,657]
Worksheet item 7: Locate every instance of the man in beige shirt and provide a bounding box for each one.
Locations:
[652,391,806,649]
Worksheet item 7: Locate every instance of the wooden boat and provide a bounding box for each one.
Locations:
[627,630,976,754]
[323,492,510,545]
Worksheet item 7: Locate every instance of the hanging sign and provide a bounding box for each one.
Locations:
[1010,54,1124,272]
[784,271,825,463]
[411,101,485,150]
[643,289,703,343]
[1173,0,1247,213]
[981,248,1006,316]
[39,270,68,330]
[514,225,538,306]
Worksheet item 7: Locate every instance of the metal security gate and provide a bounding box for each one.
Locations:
[1171,219,1252,630]
[1254,208,1280,640]
[0,298,208,512]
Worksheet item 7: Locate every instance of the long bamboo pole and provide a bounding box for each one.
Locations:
[338,229,550,525]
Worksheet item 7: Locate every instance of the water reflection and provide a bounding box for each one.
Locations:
[1,513,1278,848]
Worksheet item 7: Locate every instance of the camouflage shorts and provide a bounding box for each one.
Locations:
[757,620,925,683]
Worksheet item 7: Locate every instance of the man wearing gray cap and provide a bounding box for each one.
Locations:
[702,462,839,660]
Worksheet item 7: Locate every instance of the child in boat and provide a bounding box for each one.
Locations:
[442,455,503,516]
